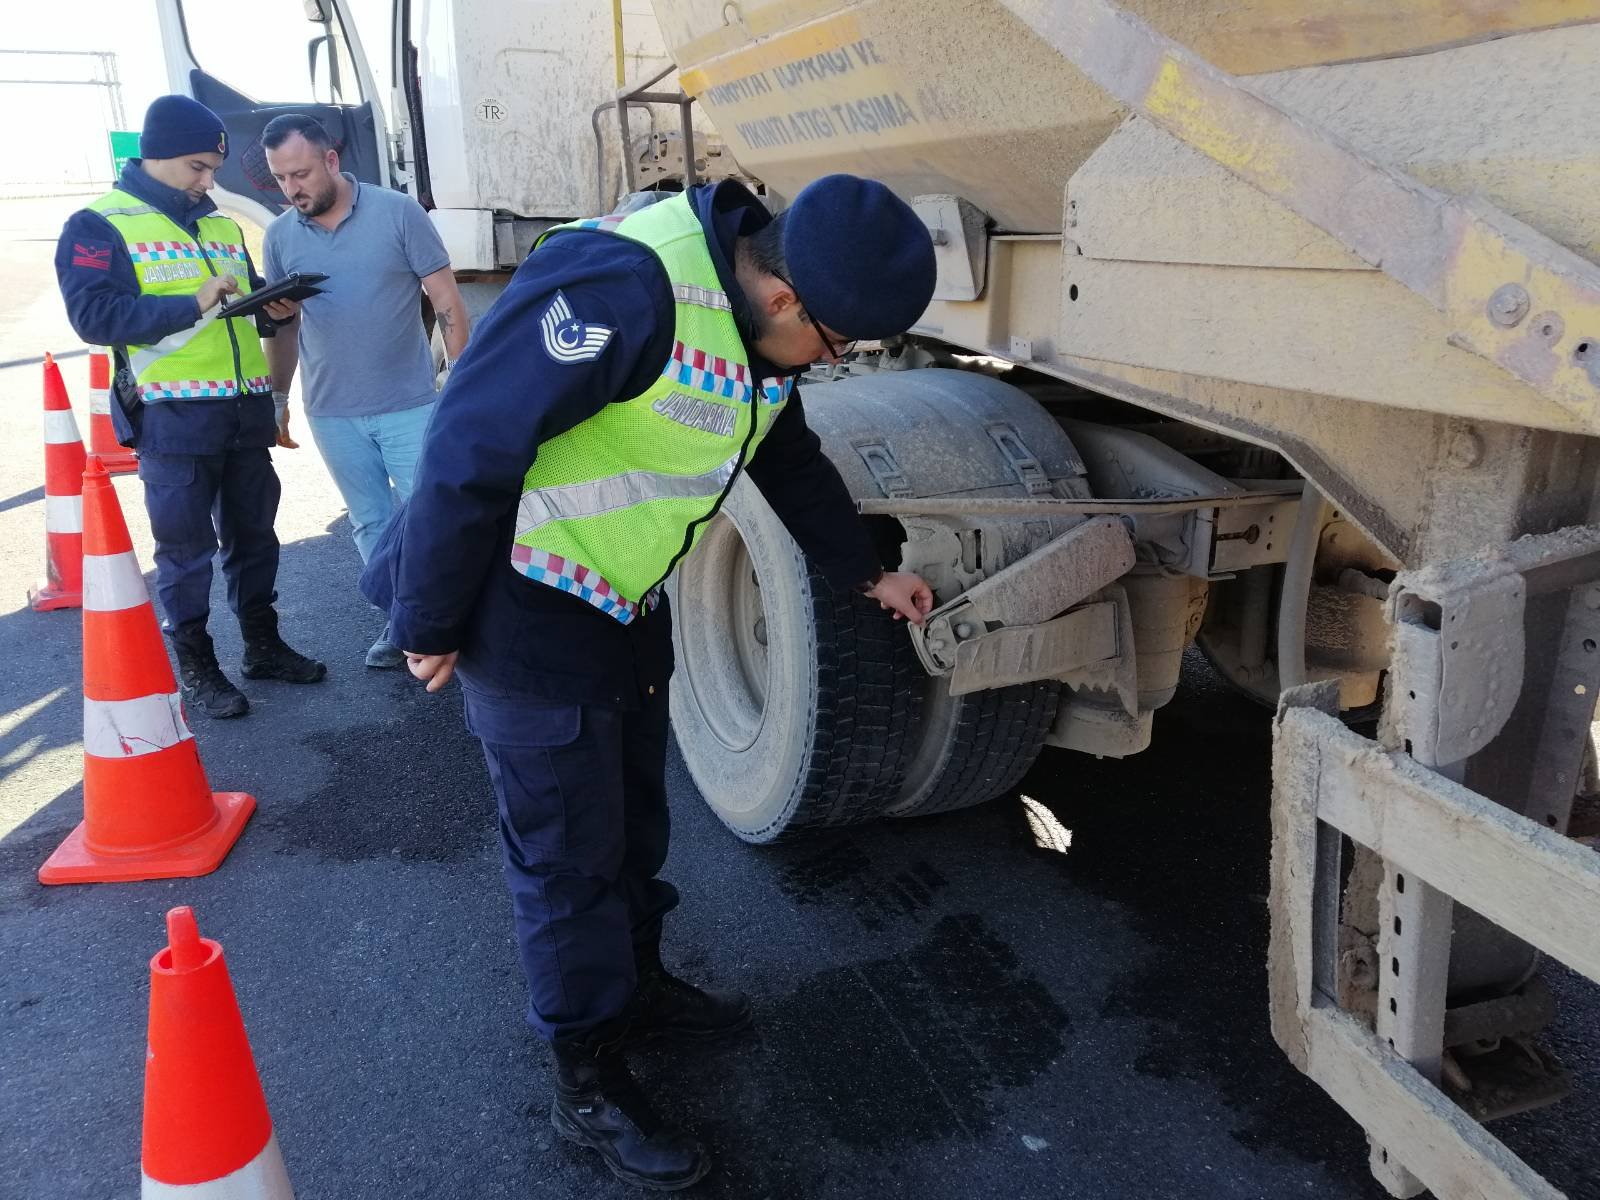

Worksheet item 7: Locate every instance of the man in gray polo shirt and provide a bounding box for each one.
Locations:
[261,114,470,667]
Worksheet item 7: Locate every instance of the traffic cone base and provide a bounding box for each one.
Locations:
[37,791,254,885]
[86,348,137,474]
[28,587,83,611]
[27,577,82,611]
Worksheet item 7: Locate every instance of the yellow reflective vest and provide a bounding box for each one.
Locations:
[511,196,793,624]
[88,187,271,401]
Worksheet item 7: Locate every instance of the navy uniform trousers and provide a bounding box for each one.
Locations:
[136,447,281,636]
[463,684,681,1043]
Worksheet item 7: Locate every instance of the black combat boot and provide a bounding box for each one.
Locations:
[239,608,327,683]
[550,1024,711,1191]
[171,628,249,719]
[628,958,753,1045]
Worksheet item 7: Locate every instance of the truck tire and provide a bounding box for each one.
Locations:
[885,680,1061,818]
[792,369,1088,823]
[669,478,921,843]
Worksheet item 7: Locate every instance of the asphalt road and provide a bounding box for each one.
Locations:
[2,195,1597,1200]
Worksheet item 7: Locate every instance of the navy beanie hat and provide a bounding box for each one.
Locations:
[140,95,229,160]
[783,175,936,341]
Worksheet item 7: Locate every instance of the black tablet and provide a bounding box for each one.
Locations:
[218,272,329,321]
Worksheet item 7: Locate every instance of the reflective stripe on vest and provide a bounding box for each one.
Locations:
[515,452,741,537]
[511,195,793,623]
[88,188,270,403]
[672,283,732,312]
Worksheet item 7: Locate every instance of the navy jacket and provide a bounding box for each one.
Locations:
[55,162,278,456]
[362,182,882,707]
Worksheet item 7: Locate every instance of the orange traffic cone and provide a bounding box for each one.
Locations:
[28,353,86,611]
[86,348,137,474]
[143,907,295,1198]
[37,460,255,885]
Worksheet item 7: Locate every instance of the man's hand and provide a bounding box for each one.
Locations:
[274,396,300,450]
[263,297,301,322]
[406,650,459,693]
[865,572,934,625]
[195,275,239,313]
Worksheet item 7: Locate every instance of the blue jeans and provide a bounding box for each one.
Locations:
[307,400,437,563]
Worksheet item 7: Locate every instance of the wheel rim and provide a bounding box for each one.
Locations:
[676,512,770,753]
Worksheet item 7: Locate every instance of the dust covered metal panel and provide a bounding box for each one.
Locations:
[1002,0,1600,428]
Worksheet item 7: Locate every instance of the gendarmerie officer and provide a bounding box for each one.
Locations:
[56,96,325,717]
[363,175,936,1188]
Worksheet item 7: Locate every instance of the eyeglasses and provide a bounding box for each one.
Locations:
[773,271,856,361]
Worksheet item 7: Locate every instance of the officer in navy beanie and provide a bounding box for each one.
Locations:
[53,91,325,721]
[140,94,230,160]
[782,174,937,340]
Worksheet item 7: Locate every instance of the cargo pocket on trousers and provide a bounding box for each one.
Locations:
[463,694,583,748]
[137,454,197,487]
[466,698,590,859]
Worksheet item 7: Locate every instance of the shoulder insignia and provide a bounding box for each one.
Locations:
[72,240,112,271]
[540,291,615,364]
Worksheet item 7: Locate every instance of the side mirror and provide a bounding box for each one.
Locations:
[303,0,327,21]
[308,34,330,102]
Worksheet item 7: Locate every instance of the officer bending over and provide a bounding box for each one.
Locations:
[364,175,936,1188]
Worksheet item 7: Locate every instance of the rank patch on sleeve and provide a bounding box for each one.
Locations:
[72,240,112,271]
[540,291,615,364]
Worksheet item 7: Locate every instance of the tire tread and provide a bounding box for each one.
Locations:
[752,563,921,840]
[890,682,1060,819]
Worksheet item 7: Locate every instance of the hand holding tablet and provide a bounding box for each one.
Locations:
[218,271,329,321]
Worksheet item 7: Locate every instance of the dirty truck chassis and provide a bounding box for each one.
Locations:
[1271,527,1600,1199]
[875,5,1600,1193]
[649,0,1600,1185]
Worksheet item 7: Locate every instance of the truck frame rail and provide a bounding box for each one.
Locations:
[1271,527,1600,1198]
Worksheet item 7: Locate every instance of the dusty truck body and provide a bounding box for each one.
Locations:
[157,2,1600,1195]
[651,12,1600,1196]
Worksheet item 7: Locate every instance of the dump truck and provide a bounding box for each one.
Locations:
[155,2,1600,1195]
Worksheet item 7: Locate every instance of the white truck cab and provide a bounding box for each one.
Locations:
[153,0,691,270]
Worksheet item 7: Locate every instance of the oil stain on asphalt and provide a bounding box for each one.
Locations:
[777,837,950,931]
[768,912,1070,1149]
[260,677,496,864]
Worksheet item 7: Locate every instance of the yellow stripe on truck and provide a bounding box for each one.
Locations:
[679,11,863,97]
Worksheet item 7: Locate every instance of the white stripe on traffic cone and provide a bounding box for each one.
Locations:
[83,549,147,612]
[45,493,84,535]
[141,1134,295,1198]
[83,693,194,759]
[45,408,83,444]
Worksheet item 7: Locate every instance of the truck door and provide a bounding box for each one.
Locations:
[153,0,388,229]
